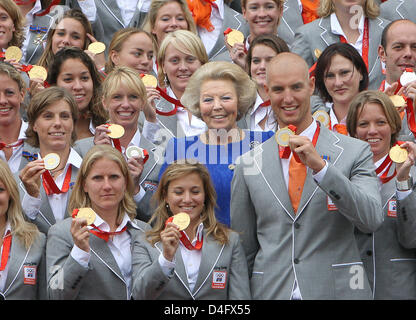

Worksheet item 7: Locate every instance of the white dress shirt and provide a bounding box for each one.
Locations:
[330,12,365,55]
[326,102,347,132]
[0,222,12,292]
[250,93,277,131]
[159,222,204,292]
[71,213,140,294]
[21,0,43,62]
[198,0,224,56]
[0,121,27,174]
[22,148,83,222]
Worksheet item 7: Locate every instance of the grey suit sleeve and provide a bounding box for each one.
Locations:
[291,26,314,67]
[317,143,383,234]
[230,160,259,275]
[46,221,90,300]
[396,191,416,248]
[35,233,47,300]
[131,239,171,300]
[227,232,251,299]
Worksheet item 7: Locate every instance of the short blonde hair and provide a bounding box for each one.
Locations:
[347,90,401,146]
[142,0,197,44]
[0,0,24,48]
[318,0,380,19]
[105,28,156,74]
[146,161,229,246]
[181,61,257,121]
[157,30,208,86]
[0,160,39,249]
[68,145,137,224]
[102,66,147,104]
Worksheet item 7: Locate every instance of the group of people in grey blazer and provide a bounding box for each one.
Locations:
[1,0,416,301]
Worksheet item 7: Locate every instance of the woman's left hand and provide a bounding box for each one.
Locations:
[84,33,106,71]
[127,155,145,194]
[396,141,416,182]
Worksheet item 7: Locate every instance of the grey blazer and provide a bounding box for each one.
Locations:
[291,16,390,90]
[65,0,147,49]
[230,126,383,299]
[16,143,79,235]
[355,165,416,299]
[46,217,150,300]
[131,229,251,300]
[278,0,304,48]
[74,135,162,222]
[380,0,416,23]
[0,232,46,300]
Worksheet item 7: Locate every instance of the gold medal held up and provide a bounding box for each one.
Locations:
[141,74,157,88]
[227,29,244,47]
[5,46,22,62]
[172,212,190,231]
[107,124,125,139]
[77,208,96,225]
[28,65,48,81]
[389,145,408,163]
[390,95,406,108]
[88,42,106,55]
[275,127,295,146]
[44,153,60,170]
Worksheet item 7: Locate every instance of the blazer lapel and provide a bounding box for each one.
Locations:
[38,186,56,227]
[192,233,225,297]
[255,137,295,219]
[100,0,125,27]
[296,126,342,219]
[319,17,336,48]
[139,136,159,184]
[396,0,406,19]
[368,18,384,77]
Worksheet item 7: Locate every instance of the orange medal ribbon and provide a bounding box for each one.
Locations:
[165,216,203,251]
[42,165,72,196]
[0,231,11,271]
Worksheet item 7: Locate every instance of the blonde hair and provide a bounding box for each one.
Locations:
[241,0,284,10]
[105,28,156,74]
[146,161,230,246]
[318,0,380,19]
[68,145,137,225]
[102,66,147,104]
[142,0,197,45]
[181,61,257,121]
[37,9,93,70]
[0,160,39,249]
[347,90,401,146]
[0,0,24,48]
[0,61,26,91]
[157,29,208,86]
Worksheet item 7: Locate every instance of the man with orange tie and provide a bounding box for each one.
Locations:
[230,52,383,300]
[378,19,416,141]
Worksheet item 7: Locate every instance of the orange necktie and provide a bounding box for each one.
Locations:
[288,156,307,214]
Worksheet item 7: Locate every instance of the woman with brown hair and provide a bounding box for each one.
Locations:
[132,161,250,300]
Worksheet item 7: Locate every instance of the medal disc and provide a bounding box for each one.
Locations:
[275,127,294,146]
[5,46,22,62]
[313,110,330,127]
[107,124,125,139]
[172,212,190,231]
[28,65,47,81]
[390,95,406,108]
[126,146,144,159]
[44,153,60,170]
[400,70,416,86]
[227,29,244,46]
[141,74,157,88]
[389,145,408,163]
[88,42,106,55]
[77,207,96,225]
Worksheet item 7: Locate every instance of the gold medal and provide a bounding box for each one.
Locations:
[76,207,96,225]
[107,124,125,139]
[126,146,144,159]
[227,29,244,47]
[28,65,48,81]
[141,74,157,88]
[5,46,22,62]
[44,153,60,170]
[389,145,408,163]
[172,212,190,231]
[275,127,295,146]
[390,95,406,108]
[88,42,106,55]
[313,110,330,128]
[314,48,322,59]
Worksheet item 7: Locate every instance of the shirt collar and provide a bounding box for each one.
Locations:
[251,93,265,115]
[93,212,133,232]
[182,222,204,243]
[214,0,225,20]
[2,221,11,237]
[19,121,28,140]
[129,129,142,148]
[330,12,364,37]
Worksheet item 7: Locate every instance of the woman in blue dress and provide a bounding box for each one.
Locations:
[159,61,274,226]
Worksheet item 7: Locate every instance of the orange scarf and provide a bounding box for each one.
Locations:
[187,0,216,31]
[301,0,319,24]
